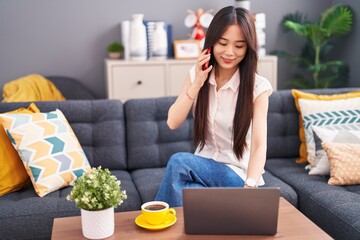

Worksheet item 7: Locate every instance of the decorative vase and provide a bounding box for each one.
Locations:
[129,14,147,61]
[235,0,251,10]
[151,22,168,60]
[121,20,130,60]
[81,207,115,239]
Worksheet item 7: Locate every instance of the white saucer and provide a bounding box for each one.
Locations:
[135,213,177,230]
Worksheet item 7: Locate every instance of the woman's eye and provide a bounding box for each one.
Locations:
[219,43,226,46]
[236,46,244,49]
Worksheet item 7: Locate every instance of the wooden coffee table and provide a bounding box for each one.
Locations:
[52,198,332,239]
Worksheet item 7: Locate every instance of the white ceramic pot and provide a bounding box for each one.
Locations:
[108,52,122,59]
[152,22,168,60]
[129,14,147,61]
[235,0,251,10]
[81,207,115,239]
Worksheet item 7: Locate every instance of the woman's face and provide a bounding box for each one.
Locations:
[213,24,248,71]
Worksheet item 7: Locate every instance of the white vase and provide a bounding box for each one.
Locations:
[151,22,168,60]
[121,20,130,60]
[129,14,147,61]
[81,207,114,239]
[235,0,251,10]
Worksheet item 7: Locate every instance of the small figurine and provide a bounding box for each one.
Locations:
[184,8,214,46]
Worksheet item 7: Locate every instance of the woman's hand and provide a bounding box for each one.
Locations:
[193,49,213,89]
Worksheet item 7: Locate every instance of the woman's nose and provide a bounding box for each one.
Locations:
[224,46,235,56]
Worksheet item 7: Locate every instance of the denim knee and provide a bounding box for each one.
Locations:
[168,152,193,168]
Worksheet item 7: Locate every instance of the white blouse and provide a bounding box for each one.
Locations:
[189,66,273,185]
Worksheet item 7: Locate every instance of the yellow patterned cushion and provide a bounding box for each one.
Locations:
[322,142,360,185]
[0,109,91,197]
[0,103,40,196]
[291,89,360,163]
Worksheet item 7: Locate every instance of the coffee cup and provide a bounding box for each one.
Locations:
[141,201,176,225]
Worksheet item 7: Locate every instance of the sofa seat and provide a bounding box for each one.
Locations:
[262,171,298,207]
[131,168,165,204]
[265,159,360,239]
[0,185,76,239]
[131,167,298,207]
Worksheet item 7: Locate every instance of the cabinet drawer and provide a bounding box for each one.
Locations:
[111,65,166,100]
[168,63,194,96]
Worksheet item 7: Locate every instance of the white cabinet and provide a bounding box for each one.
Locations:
[257,55,278,91]
[106,56,277,101]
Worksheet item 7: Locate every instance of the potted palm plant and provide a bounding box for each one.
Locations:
[271,4,353,88]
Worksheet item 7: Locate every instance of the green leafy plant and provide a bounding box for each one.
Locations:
[67,166,127,211]
[107,41,124,53]
[271,4,353,88]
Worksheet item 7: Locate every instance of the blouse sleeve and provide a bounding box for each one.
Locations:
[253,74,273,101]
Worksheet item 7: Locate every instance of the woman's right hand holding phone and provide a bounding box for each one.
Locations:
[167,48,212,129]
[193,48,213,90]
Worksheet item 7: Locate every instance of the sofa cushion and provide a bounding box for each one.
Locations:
[0,109,91,197]
[301,190,360,240]
[298,97,360,166]
[0,103,39,196]
[265,158,360,240]
[291,89,360,164]
[267,88,360,161]
[267,90,300,159]
[0,100,127,170]
[322,142,360,185]
[311,126,360,175]
[125,97,194,170]
[131,168,165,203]
[131,167,299,208]
[262,171,298,207]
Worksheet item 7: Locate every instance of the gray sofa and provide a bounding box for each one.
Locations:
[0,88,359,240]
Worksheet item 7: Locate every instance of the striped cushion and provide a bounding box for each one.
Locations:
[0,109,91,197]
[298,97,360,166]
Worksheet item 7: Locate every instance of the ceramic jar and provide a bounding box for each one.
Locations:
[129,14,147,61]
[151,22,168,60]
[235,0,251,10]
[81,207,115,239]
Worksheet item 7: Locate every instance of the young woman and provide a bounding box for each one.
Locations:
[155,6,273,207]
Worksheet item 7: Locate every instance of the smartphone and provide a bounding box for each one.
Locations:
[202,48,211,71]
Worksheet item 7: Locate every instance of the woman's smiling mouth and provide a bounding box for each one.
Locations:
[222,57,235,64]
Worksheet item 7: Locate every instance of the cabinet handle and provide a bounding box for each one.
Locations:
[137,80,142,85]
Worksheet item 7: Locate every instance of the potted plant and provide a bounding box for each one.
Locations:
[271,4,353,88]
[107,41,124,59]
[67,166,127,239]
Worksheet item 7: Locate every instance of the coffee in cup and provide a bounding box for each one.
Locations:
[141,201,176,225]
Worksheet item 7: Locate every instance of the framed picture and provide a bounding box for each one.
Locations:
[173,40,201,59]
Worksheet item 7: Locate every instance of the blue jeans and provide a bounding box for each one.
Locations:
[155,152,245,207]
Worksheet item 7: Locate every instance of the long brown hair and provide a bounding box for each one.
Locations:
[193,6,258,159]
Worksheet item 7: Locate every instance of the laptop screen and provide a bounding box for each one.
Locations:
[182,187,280,235]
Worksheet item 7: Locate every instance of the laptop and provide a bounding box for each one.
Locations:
[182,187,280,235]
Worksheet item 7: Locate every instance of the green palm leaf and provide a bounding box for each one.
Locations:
[271,4,353,89]
[321,5,352,36]
[283,21,309,37]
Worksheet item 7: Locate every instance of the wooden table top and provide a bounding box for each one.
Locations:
[52,198,332,240]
